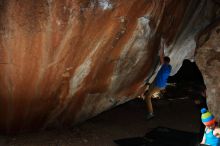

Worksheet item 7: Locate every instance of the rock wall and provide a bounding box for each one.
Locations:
[0,0,218,133]
[195,19,220,121]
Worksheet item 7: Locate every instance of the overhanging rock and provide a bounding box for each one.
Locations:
[0,0,219,133]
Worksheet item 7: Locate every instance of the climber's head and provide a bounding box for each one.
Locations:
[164,56,170,64]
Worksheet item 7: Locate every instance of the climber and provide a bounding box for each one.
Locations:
[142,38,172,120]
[200,108,220,146]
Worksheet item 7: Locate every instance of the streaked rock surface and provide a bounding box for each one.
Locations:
[0,0,219,132]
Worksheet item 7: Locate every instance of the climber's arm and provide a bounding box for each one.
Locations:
[159,39,165,64]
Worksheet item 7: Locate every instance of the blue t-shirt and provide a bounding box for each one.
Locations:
[155,64,172,89]
[205,129,220,146]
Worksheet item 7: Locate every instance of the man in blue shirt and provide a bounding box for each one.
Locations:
[142,40,172,119]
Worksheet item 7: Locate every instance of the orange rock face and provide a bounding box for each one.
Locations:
[0,0,218,133]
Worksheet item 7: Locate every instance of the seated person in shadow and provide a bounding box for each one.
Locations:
[167,59,208,140]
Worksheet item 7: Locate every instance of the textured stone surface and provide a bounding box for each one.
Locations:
[195,20,220,121]
[0,0,218,133]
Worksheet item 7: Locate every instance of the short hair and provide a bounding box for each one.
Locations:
[164,56,170,63]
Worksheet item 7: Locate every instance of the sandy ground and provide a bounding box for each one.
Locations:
[0,97,201,146]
